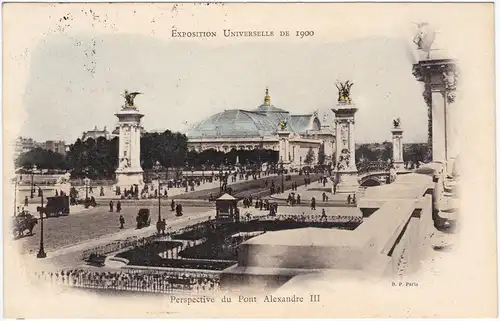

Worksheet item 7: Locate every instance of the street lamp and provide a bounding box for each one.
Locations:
[30,164,38,199]
[34,184,46,258]
[184,162,189,192]
[279,158,285,193]
[153,161,162,223]
[219,167,223,193]
[84,177,90,200]
[299,156,302,173]
[13,175,19,217]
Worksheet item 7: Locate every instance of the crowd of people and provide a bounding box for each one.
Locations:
[33,269,221,294]
[258,213,362,224]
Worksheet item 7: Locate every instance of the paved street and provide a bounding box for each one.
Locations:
[15,205,216,255]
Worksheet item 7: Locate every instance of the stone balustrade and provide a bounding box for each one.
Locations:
[220,165,441,290]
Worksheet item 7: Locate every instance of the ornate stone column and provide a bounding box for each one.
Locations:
[391,121,404,172]
[412,59,458,163]
[277,130,291,168]
[332,102,359,194]
[115,92,145,189]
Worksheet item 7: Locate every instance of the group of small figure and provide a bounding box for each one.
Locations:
[265,180,282,195]
[347,194,357,205]
[116,185,140,199]
[109,200,122,212]
[156,219,167,235]
[170,200,183,216]
[286,193,301,206]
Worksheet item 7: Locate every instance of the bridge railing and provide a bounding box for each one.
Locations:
[357,161,391,175]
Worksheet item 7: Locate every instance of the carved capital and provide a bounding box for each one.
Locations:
[442,70,458,91]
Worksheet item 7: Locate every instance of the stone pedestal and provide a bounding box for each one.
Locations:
[115,108,144,189]
[391,127,405,172]
[332,102,359,194]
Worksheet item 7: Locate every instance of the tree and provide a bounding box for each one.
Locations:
[16,148,67,169]
[66,137,118,178]
[140,130,189,169]
[304,147,315,165]
[317,144,325,165]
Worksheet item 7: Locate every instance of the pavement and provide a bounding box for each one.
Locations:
[12,172,354,271]
[17,174,279,205]
[18,208,214,270]
[15,204,215,255]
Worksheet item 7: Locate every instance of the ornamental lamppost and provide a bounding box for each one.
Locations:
[84,177,91,200]
[153,161,162,223]
[279,158,285,193]
[29,164,38,199]
[184,162,189,192]
[35,185,46,258]
[13,175,19,217]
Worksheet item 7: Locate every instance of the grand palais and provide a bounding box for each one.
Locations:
[185,89,336,167]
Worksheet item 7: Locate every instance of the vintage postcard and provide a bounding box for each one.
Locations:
[2,2,496,318]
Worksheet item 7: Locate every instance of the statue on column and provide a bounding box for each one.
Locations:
[278,120,288,131]
[393,117,401,129]
[412,22,436,59]
[336,80,354,104]
[122,90,142,109]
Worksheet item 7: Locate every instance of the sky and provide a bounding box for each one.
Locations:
[4,3,490,145]
[20,34,427,143]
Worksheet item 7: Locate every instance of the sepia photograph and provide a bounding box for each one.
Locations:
[2,2,497,318]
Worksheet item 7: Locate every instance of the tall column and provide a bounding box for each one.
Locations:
[412,59,458,166]
[391,123,404,172]
[332,102,359,194]
[115,97,145,189]
[431,91,446,162]
[277,131,291,168]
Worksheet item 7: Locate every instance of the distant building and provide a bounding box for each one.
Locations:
[13,137,67,159]
[82,126,112,141]
[14,137,38,159]
[185,88,336,167]
[43,140,67,155]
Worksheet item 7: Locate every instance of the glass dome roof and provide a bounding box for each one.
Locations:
[186,109,278,138]
[185,88,323,139]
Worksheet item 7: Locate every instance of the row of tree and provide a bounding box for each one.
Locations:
[15,130,429,178]
[355,142,429,164]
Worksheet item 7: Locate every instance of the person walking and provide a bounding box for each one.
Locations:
[24,196,29,207]
[119,215,125,229]
[311,197,316,210]
[109,200,114,212]
[161,219,166,235]
[116,200,122,213]
[321,208,327,222]
[347,194,351,205]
